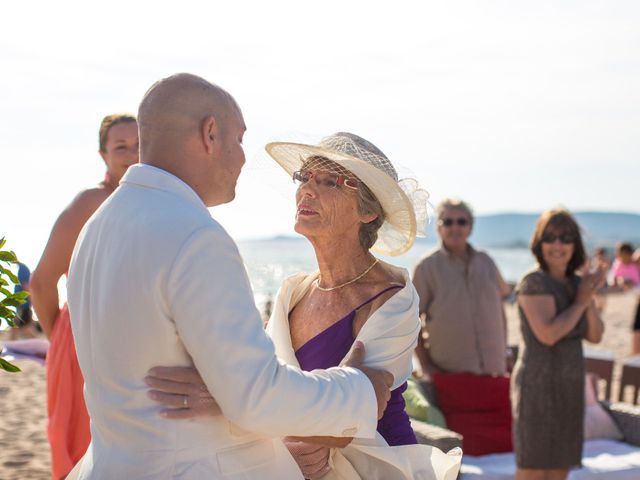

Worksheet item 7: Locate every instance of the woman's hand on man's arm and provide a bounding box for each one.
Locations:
[283,438,332,479]
[145,366,221,419]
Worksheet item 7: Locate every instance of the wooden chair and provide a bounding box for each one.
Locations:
[583,348,615,401]
[618,356,640,405]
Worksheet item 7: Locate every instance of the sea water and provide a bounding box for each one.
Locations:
[0,238,536,332]
[237,237,536,312]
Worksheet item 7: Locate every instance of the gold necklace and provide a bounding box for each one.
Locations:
[316,258,380,292]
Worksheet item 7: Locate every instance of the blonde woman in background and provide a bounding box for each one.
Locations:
[30,113,138,479]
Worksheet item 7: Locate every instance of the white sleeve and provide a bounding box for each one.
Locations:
[348,283,421,390]
[168,226,378,438]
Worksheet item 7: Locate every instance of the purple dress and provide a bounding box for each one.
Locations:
[294,285,417,446]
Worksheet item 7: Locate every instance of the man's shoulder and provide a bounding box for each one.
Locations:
[414,246,445,268]
[467,245,498,268]
[99,185,233,254]
[473,248,496,265]
[120,183,220,230]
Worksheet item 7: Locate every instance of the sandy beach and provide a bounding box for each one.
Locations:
[0,292,638,479]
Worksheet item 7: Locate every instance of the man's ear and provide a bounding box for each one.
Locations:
[201,115,219,154]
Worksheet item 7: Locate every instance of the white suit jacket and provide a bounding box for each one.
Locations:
[267,269,462,480]
[67,164,377,479]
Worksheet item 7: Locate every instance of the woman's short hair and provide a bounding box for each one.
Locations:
[357,183,385,251]
[530,208,586,276]
[436,198,474,226]
[99,113,137,152]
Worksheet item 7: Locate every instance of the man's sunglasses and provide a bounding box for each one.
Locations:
[541,233,575,244]
[438,217,470,227]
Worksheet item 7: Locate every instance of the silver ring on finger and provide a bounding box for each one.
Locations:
[183,395,188,408]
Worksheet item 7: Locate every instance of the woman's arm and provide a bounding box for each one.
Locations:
[414,324,441,379]
[519,294,589,347]
[584,301,605,344]
[496,269,514,299]
[519,269,606,347]
[31,189,108,337]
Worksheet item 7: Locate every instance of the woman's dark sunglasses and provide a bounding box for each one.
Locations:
[439,217,470,227]
[541,233,575,244]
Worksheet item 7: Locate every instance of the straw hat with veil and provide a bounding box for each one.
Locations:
[265,132,429,256]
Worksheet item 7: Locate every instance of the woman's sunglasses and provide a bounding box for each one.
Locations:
[541,233,575,244]
[438,217,470,227]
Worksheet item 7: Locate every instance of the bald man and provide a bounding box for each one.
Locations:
[66,73,392,479]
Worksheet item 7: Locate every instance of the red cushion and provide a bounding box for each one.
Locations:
[433,372,513,455]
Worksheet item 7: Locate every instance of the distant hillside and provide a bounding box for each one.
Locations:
[422,211,640,249]
[260,212,640,250]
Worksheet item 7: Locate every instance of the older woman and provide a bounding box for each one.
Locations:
[146,133,460,480]
[30,113,138,479]
[511,209,605,480]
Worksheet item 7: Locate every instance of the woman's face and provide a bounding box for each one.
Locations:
[100,122,139,183]
[540,227,575,273]
[293,170,371,244]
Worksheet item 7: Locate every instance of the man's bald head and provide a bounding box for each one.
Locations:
[135,73,246,207]
[138,73,237,157]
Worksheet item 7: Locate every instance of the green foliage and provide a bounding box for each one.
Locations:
[0,237,26,373]
[0,357,21,373]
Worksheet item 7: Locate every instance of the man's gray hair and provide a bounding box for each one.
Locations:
[437,198,474,225]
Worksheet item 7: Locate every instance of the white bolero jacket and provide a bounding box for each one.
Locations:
[267,267,462,480]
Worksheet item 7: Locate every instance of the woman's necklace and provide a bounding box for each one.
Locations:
[316,258,379,292]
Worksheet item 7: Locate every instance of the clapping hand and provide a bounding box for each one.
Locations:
[577,263,608,307]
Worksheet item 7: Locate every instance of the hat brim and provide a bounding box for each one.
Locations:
[265,141,417,256]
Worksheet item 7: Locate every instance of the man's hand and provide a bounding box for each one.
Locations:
[145,366,221,419]
[343,341,393,419]
[283,438,331,479]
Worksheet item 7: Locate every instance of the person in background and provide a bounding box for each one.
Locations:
[635,248,640,354]
[30,113,138,479]
[412,198,513,378]
[592,247,610,314]
[594,247,611,271]
[609,242,640,354]
[262,293,273,328]
[511,208,605,480]
[10,262,38,340]
[610,243,639,289]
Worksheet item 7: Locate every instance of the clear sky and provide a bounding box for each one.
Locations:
[2,0,639,268]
